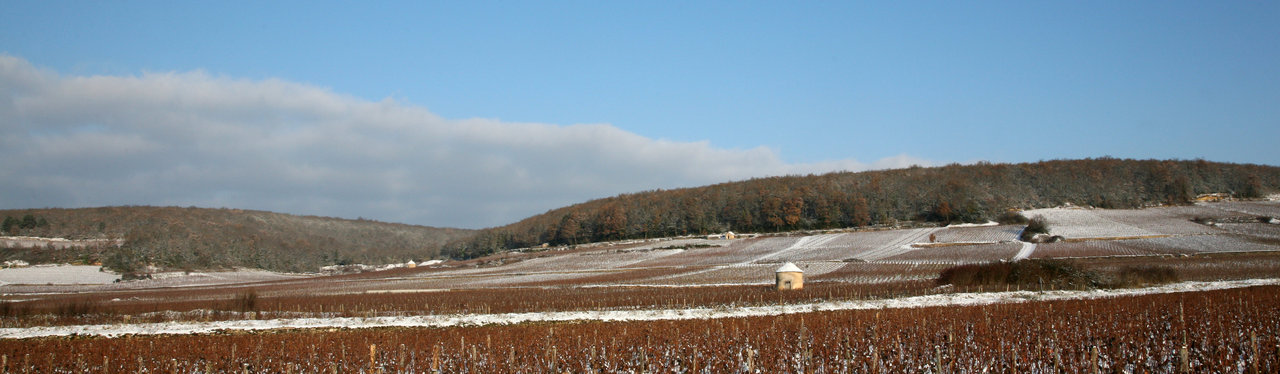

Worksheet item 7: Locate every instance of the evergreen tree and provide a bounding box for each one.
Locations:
[1,216,16,234]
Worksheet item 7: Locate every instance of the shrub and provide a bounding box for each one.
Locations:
[938,260,1101,290]
[1019,216,1050,241]
[937,263,1012,287]
[1111,266,1178,288]
[233,290,259,313]
[54,300,99,321]
[0,301,25,318]
[995,211,1029,225]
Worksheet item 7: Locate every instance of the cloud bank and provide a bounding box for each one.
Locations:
[0,55,931,228]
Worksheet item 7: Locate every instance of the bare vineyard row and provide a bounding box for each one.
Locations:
[0,280,937,328]
[2,285,1278,373]
[7,250,1280,329]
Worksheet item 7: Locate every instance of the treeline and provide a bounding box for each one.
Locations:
[442,158,1277,259]
[1,214,51,235]
[0,206,473,275]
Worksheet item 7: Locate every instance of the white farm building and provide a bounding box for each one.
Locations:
[775,262,803,290]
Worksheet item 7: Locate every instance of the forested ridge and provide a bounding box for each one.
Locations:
[0,206,472,274]
[443,158,1278,259]
[3,158,1275,273]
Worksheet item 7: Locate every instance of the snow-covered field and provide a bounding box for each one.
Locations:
[1217,222,1280,240]
[4,278,1274,339]
[0,236,122,249]
[1208,200,1280,218]
[0,268,309,293]
[0,265,118,285]
[309,202,1278,289]
[1031,233,1278,259]
[126,269,311,288]
[1023,205,1238,239]
[879,242,1022,264]
[1022,207,1161,238]
[932,224,1021,243]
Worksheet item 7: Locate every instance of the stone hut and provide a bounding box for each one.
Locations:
[775,262,804,290]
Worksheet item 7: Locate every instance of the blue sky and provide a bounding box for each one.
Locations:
[2,1,1278,228]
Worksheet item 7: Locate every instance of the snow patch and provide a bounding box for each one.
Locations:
[107,269,310,289]
[775,262,803,273]
[0,236,123,249]
[0,265,119,285]
[1012,242,1036,261]
[946,221,999,228]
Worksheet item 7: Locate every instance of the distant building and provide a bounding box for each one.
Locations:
[707,232,737,240]
[1194,193,1230,202]
[2,260,29,268]
[775,262,804,290]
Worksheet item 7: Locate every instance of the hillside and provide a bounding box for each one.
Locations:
[5,201,1279,371]
[443,158,1279,259]
[0,206,473,274]
[5,158,1276,273]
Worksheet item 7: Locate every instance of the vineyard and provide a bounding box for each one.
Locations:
[1,201,1279,371]
[0,203,1278,324]
[4,202,1276,299]
[1,284,1277,373]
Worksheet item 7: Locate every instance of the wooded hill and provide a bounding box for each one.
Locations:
[0,206,472,275]
[442,158,1278,259]
[4,158,1275,274]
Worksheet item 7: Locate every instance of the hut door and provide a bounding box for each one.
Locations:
[782,280,792,290]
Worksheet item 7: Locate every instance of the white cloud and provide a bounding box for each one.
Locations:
[0,55,935,228]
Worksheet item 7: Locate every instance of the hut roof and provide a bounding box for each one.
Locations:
[775,262,803,273]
